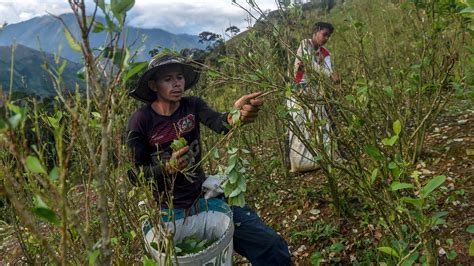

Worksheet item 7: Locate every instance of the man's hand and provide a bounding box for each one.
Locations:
[165,145,193,175]
[228,92,264,125]
[331,73,341,84]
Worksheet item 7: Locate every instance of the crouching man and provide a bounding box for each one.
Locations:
[127,54,291,265]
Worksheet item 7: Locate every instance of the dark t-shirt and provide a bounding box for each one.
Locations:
[127,96,229,209]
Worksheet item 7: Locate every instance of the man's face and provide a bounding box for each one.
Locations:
[312,28,332,47]
[148,64,185,103]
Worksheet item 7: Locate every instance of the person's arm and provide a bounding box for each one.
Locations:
[195,97,231,134]
[324,55,340,83]
[294,40,306,83]
[127,109,189,185]
[127,130,166,185]
[324,55,333,73]
[127,130,192,185]
[195,93,263,134]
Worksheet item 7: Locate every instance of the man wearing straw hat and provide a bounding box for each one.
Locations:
[127,54,291,265]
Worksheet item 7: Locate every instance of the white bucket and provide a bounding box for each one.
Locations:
[142,198,234,265]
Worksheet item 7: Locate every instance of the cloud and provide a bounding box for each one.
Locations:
[127,0,278,34]
[128,1,242,35]
[0,0,278,34]
[0,0,71,24]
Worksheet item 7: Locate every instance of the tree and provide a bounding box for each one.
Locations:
[179,48,207,63]
[225,26,241,38]
[0,21,7,31]
[198,31,224,51]
[198,31,221,44]
[149,48,161,57]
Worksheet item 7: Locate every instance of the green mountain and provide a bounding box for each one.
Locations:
[0,44,82,97]
[0,13,205,63]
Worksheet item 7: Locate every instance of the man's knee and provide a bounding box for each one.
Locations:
[268,234,292,265]
[231,205,291,265]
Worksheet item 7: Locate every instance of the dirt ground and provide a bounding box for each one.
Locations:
[1,107,472,265]
[248,107,473,265]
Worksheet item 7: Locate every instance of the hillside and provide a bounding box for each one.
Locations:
[201,0,473,264]
[0,13,205,63]
[0,0,472,265]
[0,44,82,97]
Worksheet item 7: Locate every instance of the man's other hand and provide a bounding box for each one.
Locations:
[165,145,192,174]
[229,92,264,124]
[331,73,341,84]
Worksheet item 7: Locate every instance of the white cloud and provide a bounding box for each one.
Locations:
[0,0,278,34]
[19,12,34,21]
[127,0,279,34]
[0,0,71,24]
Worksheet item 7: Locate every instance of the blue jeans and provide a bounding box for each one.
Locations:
[232,204,292,266]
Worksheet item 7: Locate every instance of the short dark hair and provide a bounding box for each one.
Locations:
[312,22,334,34]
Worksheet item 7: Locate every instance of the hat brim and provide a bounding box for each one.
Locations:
[130,63,200,103]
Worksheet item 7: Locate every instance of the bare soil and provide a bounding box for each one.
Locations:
[1,108,472,265]
[245,107,473,265]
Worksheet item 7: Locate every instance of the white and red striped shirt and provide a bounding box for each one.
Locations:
[294,39,333,84]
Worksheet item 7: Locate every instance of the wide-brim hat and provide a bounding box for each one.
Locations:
[129,54,200,103]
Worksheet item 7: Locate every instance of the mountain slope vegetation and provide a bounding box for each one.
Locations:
[0,44,82,97]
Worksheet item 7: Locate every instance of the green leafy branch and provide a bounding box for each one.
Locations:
[222,147,250,207]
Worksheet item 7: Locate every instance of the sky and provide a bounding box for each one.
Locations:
[0,0,279,35]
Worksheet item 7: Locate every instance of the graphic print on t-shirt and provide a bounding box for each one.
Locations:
[148,114,196,146]
[176,114,195,135]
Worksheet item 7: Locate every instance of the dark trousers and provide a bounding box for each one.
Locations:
[231,205,292,265]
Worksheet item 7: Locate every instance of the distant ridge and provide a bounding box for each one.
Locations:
[0,13,205,63]
[0,44,83,97]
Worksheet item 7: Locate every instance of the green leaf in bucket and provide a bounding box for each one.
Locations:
[174,235,214,256]
[196,239,209,249]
